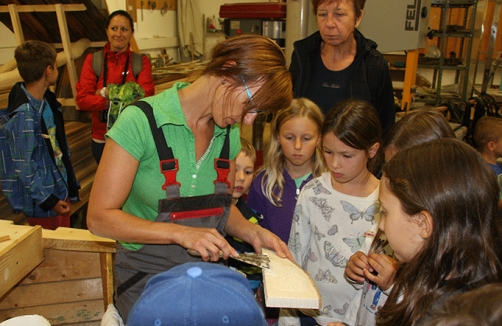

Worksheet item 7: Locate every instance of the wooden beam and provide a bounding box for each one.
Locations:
[0,4,86,13]
[8,4,24,45]
[42,228,116,253]
[55,3,80,110]
[100,252,115,309]
[401,50,419,112]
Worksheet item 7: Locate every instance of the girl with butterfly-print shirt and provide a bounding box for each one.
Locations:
[336,109,456,326]
[279,99,382,326]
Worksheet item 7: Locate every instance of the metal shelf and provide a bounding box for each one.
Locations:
[416,0,477,104]
[432,0,477,7]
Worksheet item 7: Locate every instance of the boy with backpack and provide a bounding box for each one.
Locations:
[0,40,79,229]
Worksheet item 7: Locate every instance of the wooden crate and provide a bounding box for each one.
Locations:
[0,221,43,299]
[0,226,116,325]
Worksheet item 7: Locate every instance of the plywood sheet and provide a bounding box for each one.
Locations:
[262,248,321,309]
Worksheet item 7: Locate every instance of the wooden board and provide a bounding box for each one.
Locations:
[0,221,43,299]
[261,248,321,309]
[42,227,115,253]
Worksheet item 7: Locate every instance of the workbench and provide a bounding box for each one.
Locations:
[0,221,115,325]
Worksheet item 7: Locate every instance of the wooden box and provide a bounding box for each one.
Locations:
[0,221,43,299]
[0,226,115,325]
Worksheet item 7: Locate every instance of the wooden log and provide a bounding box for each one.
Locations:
[0,38,91,92]
[0,59,17,74]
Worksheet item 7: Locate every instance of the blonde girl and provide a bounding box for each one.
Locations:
[247,98,325,243]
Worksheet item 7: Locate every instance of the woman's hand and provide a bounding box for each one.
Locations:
[225,205,293,260]
[250,226,293,260]
[362,252,399,291]
[345,251,370,284]
[177,226,238,261]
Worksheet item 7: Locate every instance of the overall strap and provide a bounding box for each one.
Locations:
[214,126,231,194]
[134,101,232,197]
[134,101,180,199]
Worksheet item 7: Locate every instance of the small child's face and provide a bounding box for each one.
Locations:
[322,132,377,186]
[378,177,426,263]
[493,137,502,158]
[233,152,255,200]
[278,116,320,168]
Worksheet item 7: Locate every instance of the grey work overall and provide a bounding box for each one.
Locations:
[114,102,233,321]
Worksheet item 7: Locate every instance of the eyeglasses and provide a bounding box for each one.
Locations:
[241,76,266,115]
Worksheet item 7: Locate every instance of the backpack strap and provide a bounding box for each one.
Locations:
[92,49,104,81]
[131,52,143,79]
[92,49,143,81]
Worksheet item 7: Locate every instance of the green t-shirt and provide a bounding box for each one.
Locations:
[107,82,241,250]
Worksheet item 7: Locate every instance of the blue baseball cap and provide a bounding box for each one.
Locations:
[127,262,267,326]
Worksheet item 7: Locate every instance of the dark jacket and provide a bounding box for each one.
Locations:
[2,82,79,217]
[289,29,395,135]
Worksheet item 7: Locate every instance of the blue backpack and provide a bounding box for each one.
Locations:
[0,108,20,212]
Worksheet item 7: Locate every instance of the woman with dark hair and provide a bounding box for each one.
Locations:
[76,10,155,163]
[87,34,293,321]
[376,139,502,325]
[290,0,395,135]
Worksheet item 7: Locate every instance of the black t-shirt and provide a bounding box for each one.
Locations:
[304,47,353,115]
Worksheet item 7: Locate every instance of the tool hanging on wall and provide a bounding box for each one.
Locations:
[140,0,144,20]
[161,1,168,15]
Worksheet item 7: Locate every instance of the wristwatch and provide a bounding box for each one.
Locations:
[100,87,107,98]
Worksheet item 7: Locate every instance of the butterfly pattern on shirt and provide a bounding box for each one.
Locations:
[293,204,301,224]
[340,200,381,224]
[315,268,338,284]
[334,302,350,316]
[343,233,365,253]
[314,226,326,241]
[289,232,301,253]
[309,197,335,221]
[302,247,318,269]
[324,240,347,268]
[304,178,332,196]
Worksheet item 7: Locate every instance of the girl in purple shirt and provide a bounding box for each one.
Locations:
[247,98,326,243]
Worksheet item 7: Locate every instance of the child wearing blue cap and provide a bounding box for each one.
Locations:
[127,262,268,326]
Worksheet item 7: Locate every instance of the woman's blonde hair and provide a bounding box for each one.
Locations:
[258,98,325,206]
